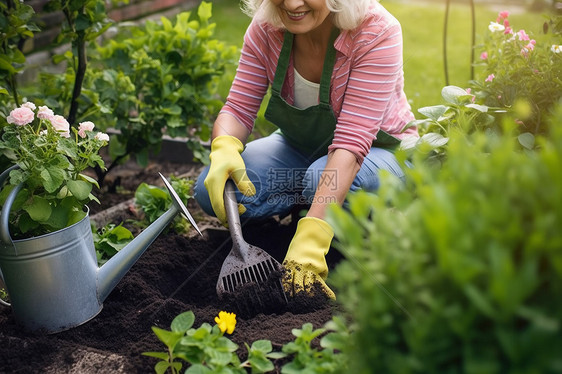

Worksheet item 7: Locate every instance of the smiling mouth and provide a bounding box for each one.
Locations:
[286,10,307,17]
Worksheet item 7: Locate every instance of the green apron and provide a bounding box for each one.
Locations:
[264,28,401,160]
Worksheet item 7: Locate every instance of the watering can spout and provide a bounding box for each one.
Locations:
[97,173,202,303]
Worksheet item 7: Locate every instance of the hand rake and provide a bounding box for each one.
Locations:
[216,180,287,310]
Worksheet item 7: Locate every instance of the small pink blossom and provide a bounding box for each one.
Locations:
[51,115,70,138]
[521,40,536,57]
[7,107,35,126]
[504,27,513,35]
[37,106,54,121]
[21,102,36,111]
[499,11,509,19]
[78,121,95,138]
[95,132,109,142]
[465,88,476,103]
[480,51,488,60]
[503,19,510,27]
[517,29,530,41]
[485,74,495,82]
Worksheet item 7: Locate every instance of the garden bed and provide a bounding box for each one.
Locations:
[0,159,340,373]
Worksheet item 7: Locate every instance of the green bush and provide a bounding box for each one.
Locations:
[328,106,562,373]
[84,1,237,169]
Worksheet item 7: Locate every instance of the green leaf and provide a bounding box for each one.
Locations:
[185,364,212,374]
[442,85,472,104]
[154,361,172,374]
[171,311,195,333]
[463,284,496,317]
[142,351,170,360]
[41,167,66,193]
[465,103,489,112]
[197,1,212,23]
[67,179,92,200]
[420,133,449,148]
[0,56,16,74]
[23,196,51,222]
[518,132,535,150]
[79,173,100,189]
[151,326,184,349]
[418,105,448,121]
[250,339,272,353]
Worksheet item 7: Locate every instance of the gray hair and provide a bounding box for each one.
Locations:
[241,0,374,30]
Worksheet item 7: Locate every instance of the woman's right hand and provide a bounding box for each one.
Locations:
[203,135,256,224]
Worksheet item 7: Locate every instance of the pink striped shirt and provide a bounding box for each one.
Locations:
[221,2,418,163]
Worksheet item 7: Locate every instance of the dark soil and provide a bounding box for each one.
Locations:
[0,159,341,373]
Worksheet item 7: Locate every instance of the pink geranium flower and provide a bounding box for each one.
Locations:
[485,74,495,82]
[7,107,35,126]
[21,102,36,111]
[37,106,54,121]
[517,29,530,41]
[78,121,95,138]
[51,115,71,138]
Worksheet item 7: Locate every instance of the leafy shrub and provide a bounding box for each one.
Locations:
[84,1,237,169]
[328,106,562,373]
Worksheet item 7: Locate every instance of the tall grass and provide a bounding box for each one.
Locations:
[209,0,551,122]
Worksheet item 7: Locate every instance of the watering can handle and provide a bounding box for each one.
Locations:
[0,165,22,246]
[0,165,20,307]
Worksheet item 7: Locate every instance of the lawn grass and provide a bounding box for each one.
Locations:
[208,0,552,121]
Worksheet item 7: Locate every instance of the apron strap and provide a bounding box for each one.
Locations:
[271,27,340,108]
[319,27,339,108]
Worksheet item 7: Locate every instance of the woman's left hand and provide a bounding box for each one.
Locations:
[282,217,336,300]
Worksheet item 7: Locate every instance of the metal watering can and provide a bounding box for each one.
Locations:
[0,166,201,333]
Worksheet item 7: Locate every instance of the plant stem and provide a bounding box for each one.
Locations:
[443,0,450,86]
[469,0,475,81]
[68,30,87,126]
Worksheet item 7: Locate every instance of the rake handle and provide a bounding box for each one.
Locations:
[224,180,249,257]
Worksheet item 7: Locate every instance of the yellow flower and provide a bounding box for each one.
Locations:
[214,311,236,334]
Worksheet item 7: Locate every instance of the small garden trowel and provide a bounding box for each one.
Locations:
[216,180,287,307]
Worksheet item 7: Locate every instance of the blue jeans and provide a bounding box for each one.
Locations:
[194,133,407,219]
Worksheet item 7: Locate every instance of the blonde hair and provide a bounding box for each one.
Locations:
[241,0,374,30]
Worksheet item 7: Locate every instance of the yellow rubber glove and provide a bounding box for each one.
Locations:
[204,135,256,224]
[283,217,336,300]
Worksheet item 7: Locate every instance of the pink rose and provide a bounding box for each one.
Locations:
[37,106,54,121]
[51,115,70,138]
[480,52,488,60]
[7,107,35,126]
[78,121,95,138]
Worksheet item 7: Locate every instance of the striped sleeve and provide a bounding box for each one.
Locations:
[220,21,278,133]
[329,15,416,162]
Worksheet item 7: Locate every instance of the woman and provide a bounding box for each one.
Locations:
[194,0,419,299]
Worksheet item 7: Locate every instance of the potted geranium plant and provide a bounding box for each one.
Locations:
[0,102,198,333]
[0,102,109,239]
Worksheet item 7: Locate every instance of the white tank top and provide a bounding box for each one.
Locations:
[293,68,320,109]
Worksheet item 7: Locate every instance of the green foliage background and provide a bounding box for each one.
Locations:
[327,106,562,372]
